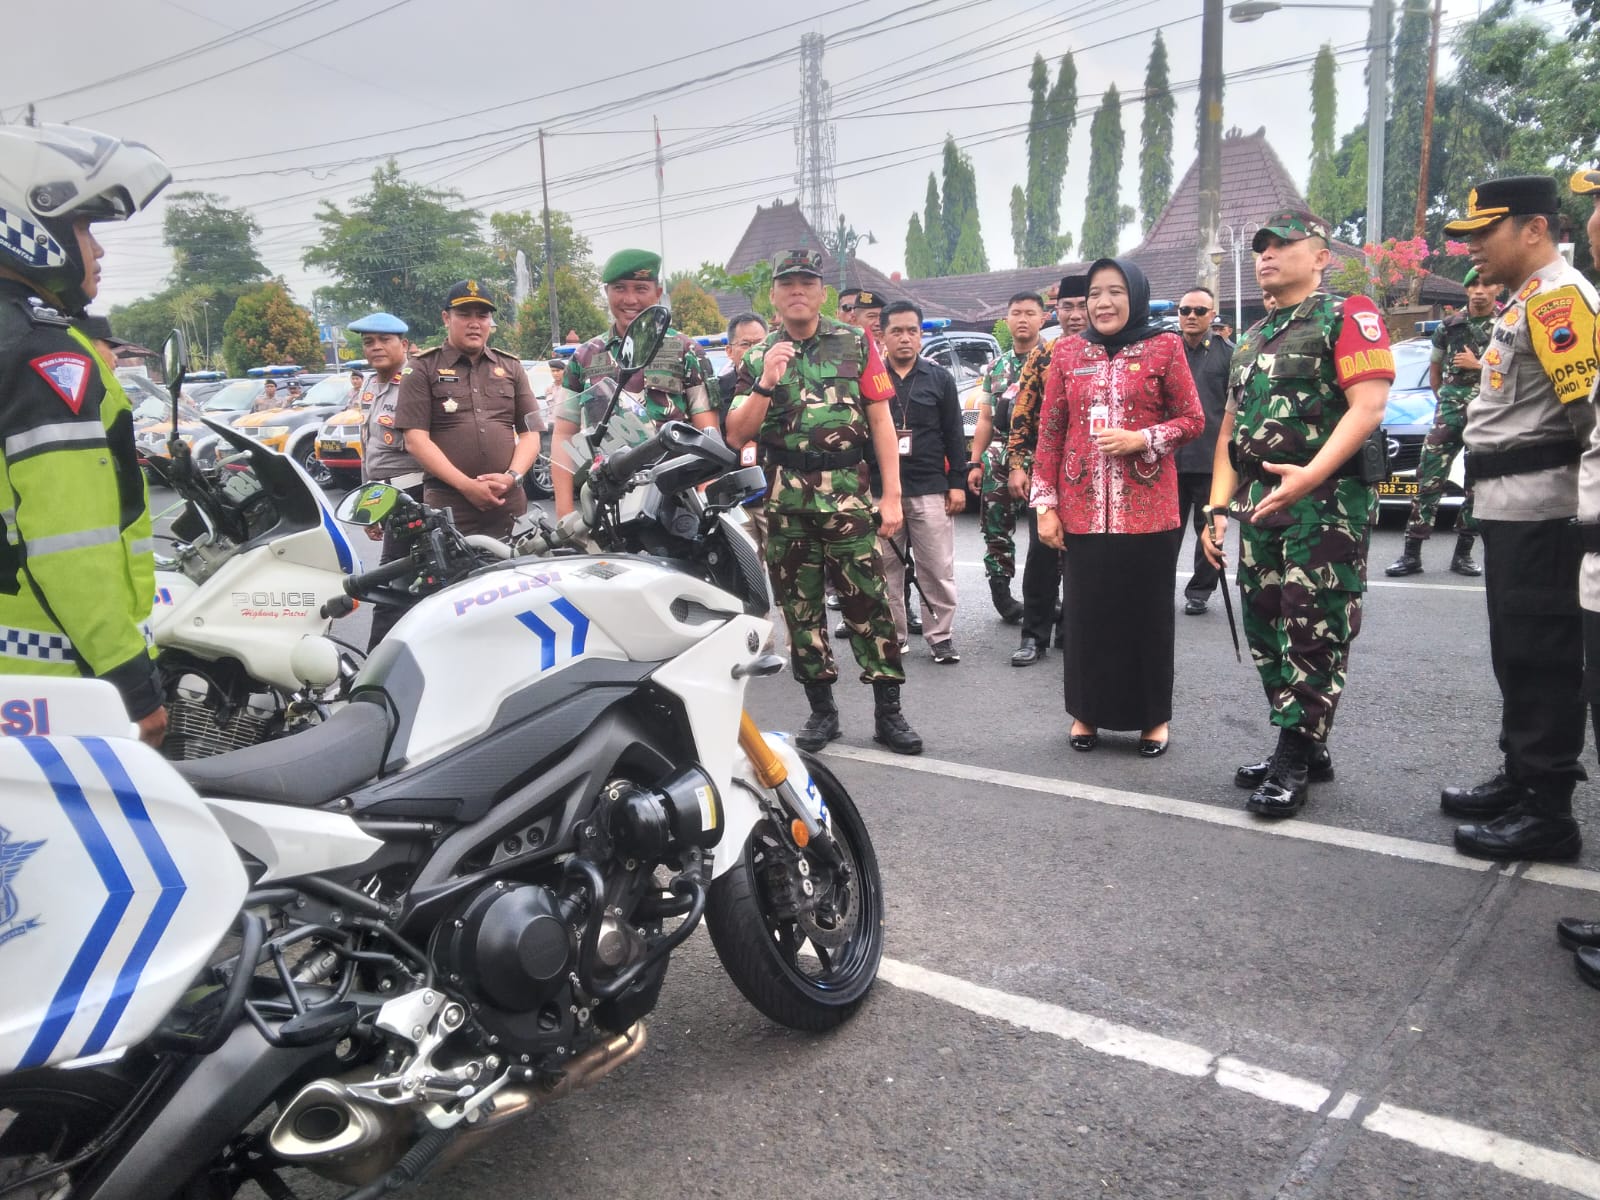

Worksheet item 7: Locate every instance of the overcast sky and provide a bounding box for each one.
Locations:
[2,0,1543,313]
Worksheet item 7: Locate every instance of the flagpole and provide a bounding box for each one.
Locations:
[654,116,666,260]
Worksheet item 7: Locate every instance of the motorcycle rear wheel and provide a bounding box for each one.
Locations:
[0,1069,226,1200]
[705,753,883,1032]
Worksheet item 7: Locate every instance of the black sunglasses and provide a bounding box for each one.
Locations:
[1178,305,1211,316]
[838,304,856,312]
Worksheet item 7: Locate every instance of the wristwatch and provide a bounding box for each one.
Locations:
[751,381,775,397]
[506,469,524,487]
[1033,504,1051,515]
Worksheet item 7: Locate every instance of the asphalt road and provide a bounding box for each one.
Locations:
[161,490,1600,1200]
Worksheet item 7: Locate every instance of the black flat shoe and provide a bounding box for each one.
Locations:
[1138,737,1169,758]
[1556,918,1600,951]
[1069,730,1098,752]
[1011,637,1045,666]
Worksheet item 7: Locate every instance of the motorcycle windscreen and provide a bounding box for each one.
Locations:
[0,717,246,1072]
[562,406,655,471]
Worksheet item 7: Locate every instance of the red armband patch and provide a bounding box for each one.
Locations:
[30,352,93,414]
[860,334,894,403]
[1333,296,1395,387]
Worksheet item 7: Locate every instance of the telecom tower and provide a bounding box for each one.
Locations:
[794,33,837,239]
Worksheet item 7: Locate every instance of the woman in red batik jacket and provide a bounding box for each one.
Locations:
[1032,257,1204,757]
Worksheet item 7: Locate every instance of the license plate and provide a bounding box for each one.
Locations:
[1377,480,1419,497]
[317,440,349,457]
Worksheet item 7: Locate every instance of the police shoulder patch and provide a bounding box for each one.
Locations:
[1527,283,1600,404]
[29,352,93,414]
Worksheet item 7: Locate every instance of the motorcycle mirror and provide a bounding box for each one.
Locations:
[615,304,671,373]
[162,328,189,402]
[335,482,402,527]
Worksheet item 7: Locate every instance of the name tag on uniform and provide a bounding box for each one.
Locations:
[896,428,913,456]
[1073,366,1099,377]
[740,444,758,467]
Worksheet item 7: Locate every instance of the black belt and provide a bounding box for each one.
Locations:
[1465,439,1581,484]
[1229,449,1368,482]
[765,446,865,472]
[1579,523,1600,554]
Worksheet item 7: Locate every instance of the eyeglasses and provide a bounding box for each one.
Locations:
[838,304,856,313]
[1178,306,1211,316]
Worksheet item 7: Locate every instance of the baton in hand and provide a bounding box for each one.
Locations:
[1207,519,1243,664]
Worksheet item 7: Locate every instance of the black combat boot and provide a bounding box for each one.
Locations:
[1440,773,1532,818]
[1448,533,1481,577]
[1235,743,1334,788]
[988,577,1023,624]
[871,681,923,755]
[1454,788,1581,862]
[1246,727,1313,818]
[795,682,841,752]
[1385,535,1424,576]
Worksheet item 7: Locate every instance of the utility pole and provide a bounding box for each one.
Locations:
[794,33,837,237]
[538,130,560,352]
[1196,0,1224,295]
[1412,0,1442,238]
[1365,0,1391,243]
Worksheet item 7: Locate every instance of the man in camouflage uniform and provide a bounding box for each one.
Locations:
[724,249,922,755]
[1437,175,1600,863]
[1201,209,1395,820]
[967,291,1046,625]
[550,249,721,518]
[1386,267,1499,577]
[1003,275,1087,666]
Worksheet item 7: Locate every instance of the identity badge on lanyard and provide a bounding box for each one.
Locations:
[896,428,913,456]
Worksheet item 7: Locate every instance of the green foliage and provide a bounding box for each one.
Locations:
[1020,53,1078,267]
[1138,33,1175,235]
[905,214,936,279]
[220,282,322,375]
[510,268,609,358]
[992,319,1012,353]
[1383,0,1433,238]
[668,278,724,336]
[1307,44,1340,221]
[939,137,986,273]
[1082,87,1126,260]
[922,174,945,276]
[699,261,774,319]
[162,192,268,290]
[949,207,989,275]
[1009,186,1027,267]
[302,161,500,343]
[109,294,177,359]
[488,209,596,294]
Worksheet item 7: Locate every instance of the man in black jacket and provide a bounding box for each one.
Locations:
[1175,286,1233,614]
[874,300,968,663]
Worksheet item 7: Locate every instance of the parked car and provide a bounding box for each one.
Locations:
[1377,336,1463,518]
[230,373,344,484]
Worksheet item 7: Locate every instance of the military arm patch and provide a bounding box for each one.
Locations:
[1332,295,1395,387]
[860,334,894,403]
[1527,283,1600,405]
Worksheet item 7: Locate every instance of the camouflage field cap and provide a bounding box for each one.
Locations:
[1572,168,1600,197]
[1444,175,1560,234]
[1252,209,1333,252]
[772,248,824,279]
[445,279,496,312]
[601,248,661,284]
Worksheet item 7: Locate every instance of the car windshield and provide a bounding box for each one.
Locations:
[204,379,262,413]
[131,393,169,422]
[1383,340,1436,424]
[295,376,351,407]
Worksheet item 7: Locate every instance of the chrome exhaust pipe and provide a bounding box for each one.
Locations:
[267,1079,410,1187]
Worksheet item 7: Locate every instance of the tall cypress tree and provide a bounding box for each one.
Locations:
[922,173,945,276]
[905,214,935,279]
[1082,87,1126,260]
[1138,32,1176,234]
[1307,44,1340,220]
[1010,186,1027,267]
[1020,53,1078,266]
[939,137,988,275]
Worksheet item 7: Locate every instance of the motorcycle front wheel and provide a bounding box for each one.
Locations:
[705,753,883,1032]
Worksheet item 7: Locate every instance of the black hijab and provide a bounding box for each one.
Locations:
[1079,257,1165,355]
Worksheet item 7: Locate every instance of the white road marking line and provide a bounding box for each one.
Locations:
[821,744,1600,895]
[878,956,1600,1198]
[951,559,1481,592]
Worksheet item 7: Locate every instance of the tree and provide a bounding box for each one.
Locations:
[162,191,268,290]
[511,268,609,358]
[1019,52,1079,267]
[109,294,176,358]
[1383,0,1433,238]
[220,282,321,375]
[303,161,499,342]
[1138,32,1176,234]
[668,278,723,335]
[1307,44,1340,220]
[1009,186,1027,266]
[922,174,944,276]
[488,209,596,293]
[949,208,989,275]
[937,137,988,275]
[1081,87,1126,260]
[905,214,936,279]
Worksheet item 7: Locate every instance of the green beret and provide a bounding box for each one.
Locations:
[1463,267,1480,287]
[602,249,662,284]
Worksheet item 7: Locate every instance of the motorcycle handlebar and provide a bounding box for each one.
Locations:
[599,426,672,487]
[341,553,421,597]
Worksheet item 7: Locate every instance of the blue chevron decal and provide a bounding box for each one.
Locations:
[514,599,591,671]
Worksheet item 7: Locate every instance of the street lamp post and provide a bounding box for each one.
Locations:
[1230,0,1391,243]
[199,300,211,370]
[1213,223,1261,331]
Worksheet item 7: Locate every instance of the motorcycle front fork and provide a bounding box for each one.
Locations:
[736,711,845,872]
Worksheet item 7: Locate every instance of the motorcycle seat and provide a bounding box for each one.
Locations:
[174,698,392,807]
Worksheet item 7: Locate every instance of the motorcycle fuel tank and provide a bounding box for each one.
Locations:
[0,680,247,1072]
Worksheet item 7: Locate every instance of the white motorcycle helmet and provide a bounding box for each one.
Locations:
[0,122,170,316]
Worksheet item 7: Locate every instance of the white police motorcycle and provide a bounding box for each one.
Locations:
[0,308,883,1200]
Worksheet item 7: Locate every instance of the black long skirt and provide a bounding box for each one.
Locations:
[1060,529,1182,731]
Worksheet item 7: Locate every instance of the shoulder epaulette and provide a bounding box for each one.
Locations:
[412,344,442,357]
[12,298,70,328]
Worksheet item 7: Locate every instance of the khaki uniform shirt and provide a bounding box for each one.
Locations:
[1464,257,1598,522]
[393,343,544,507]
[359,371,421,483]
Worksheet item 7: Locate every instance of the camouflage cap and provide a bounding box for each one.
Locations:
[772,248,824,279]
[1572,168,1600,197]
[1252,209,1333,252]
[1444,175,1560,234]
[601,248,662,284]
[445,279,496,312]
